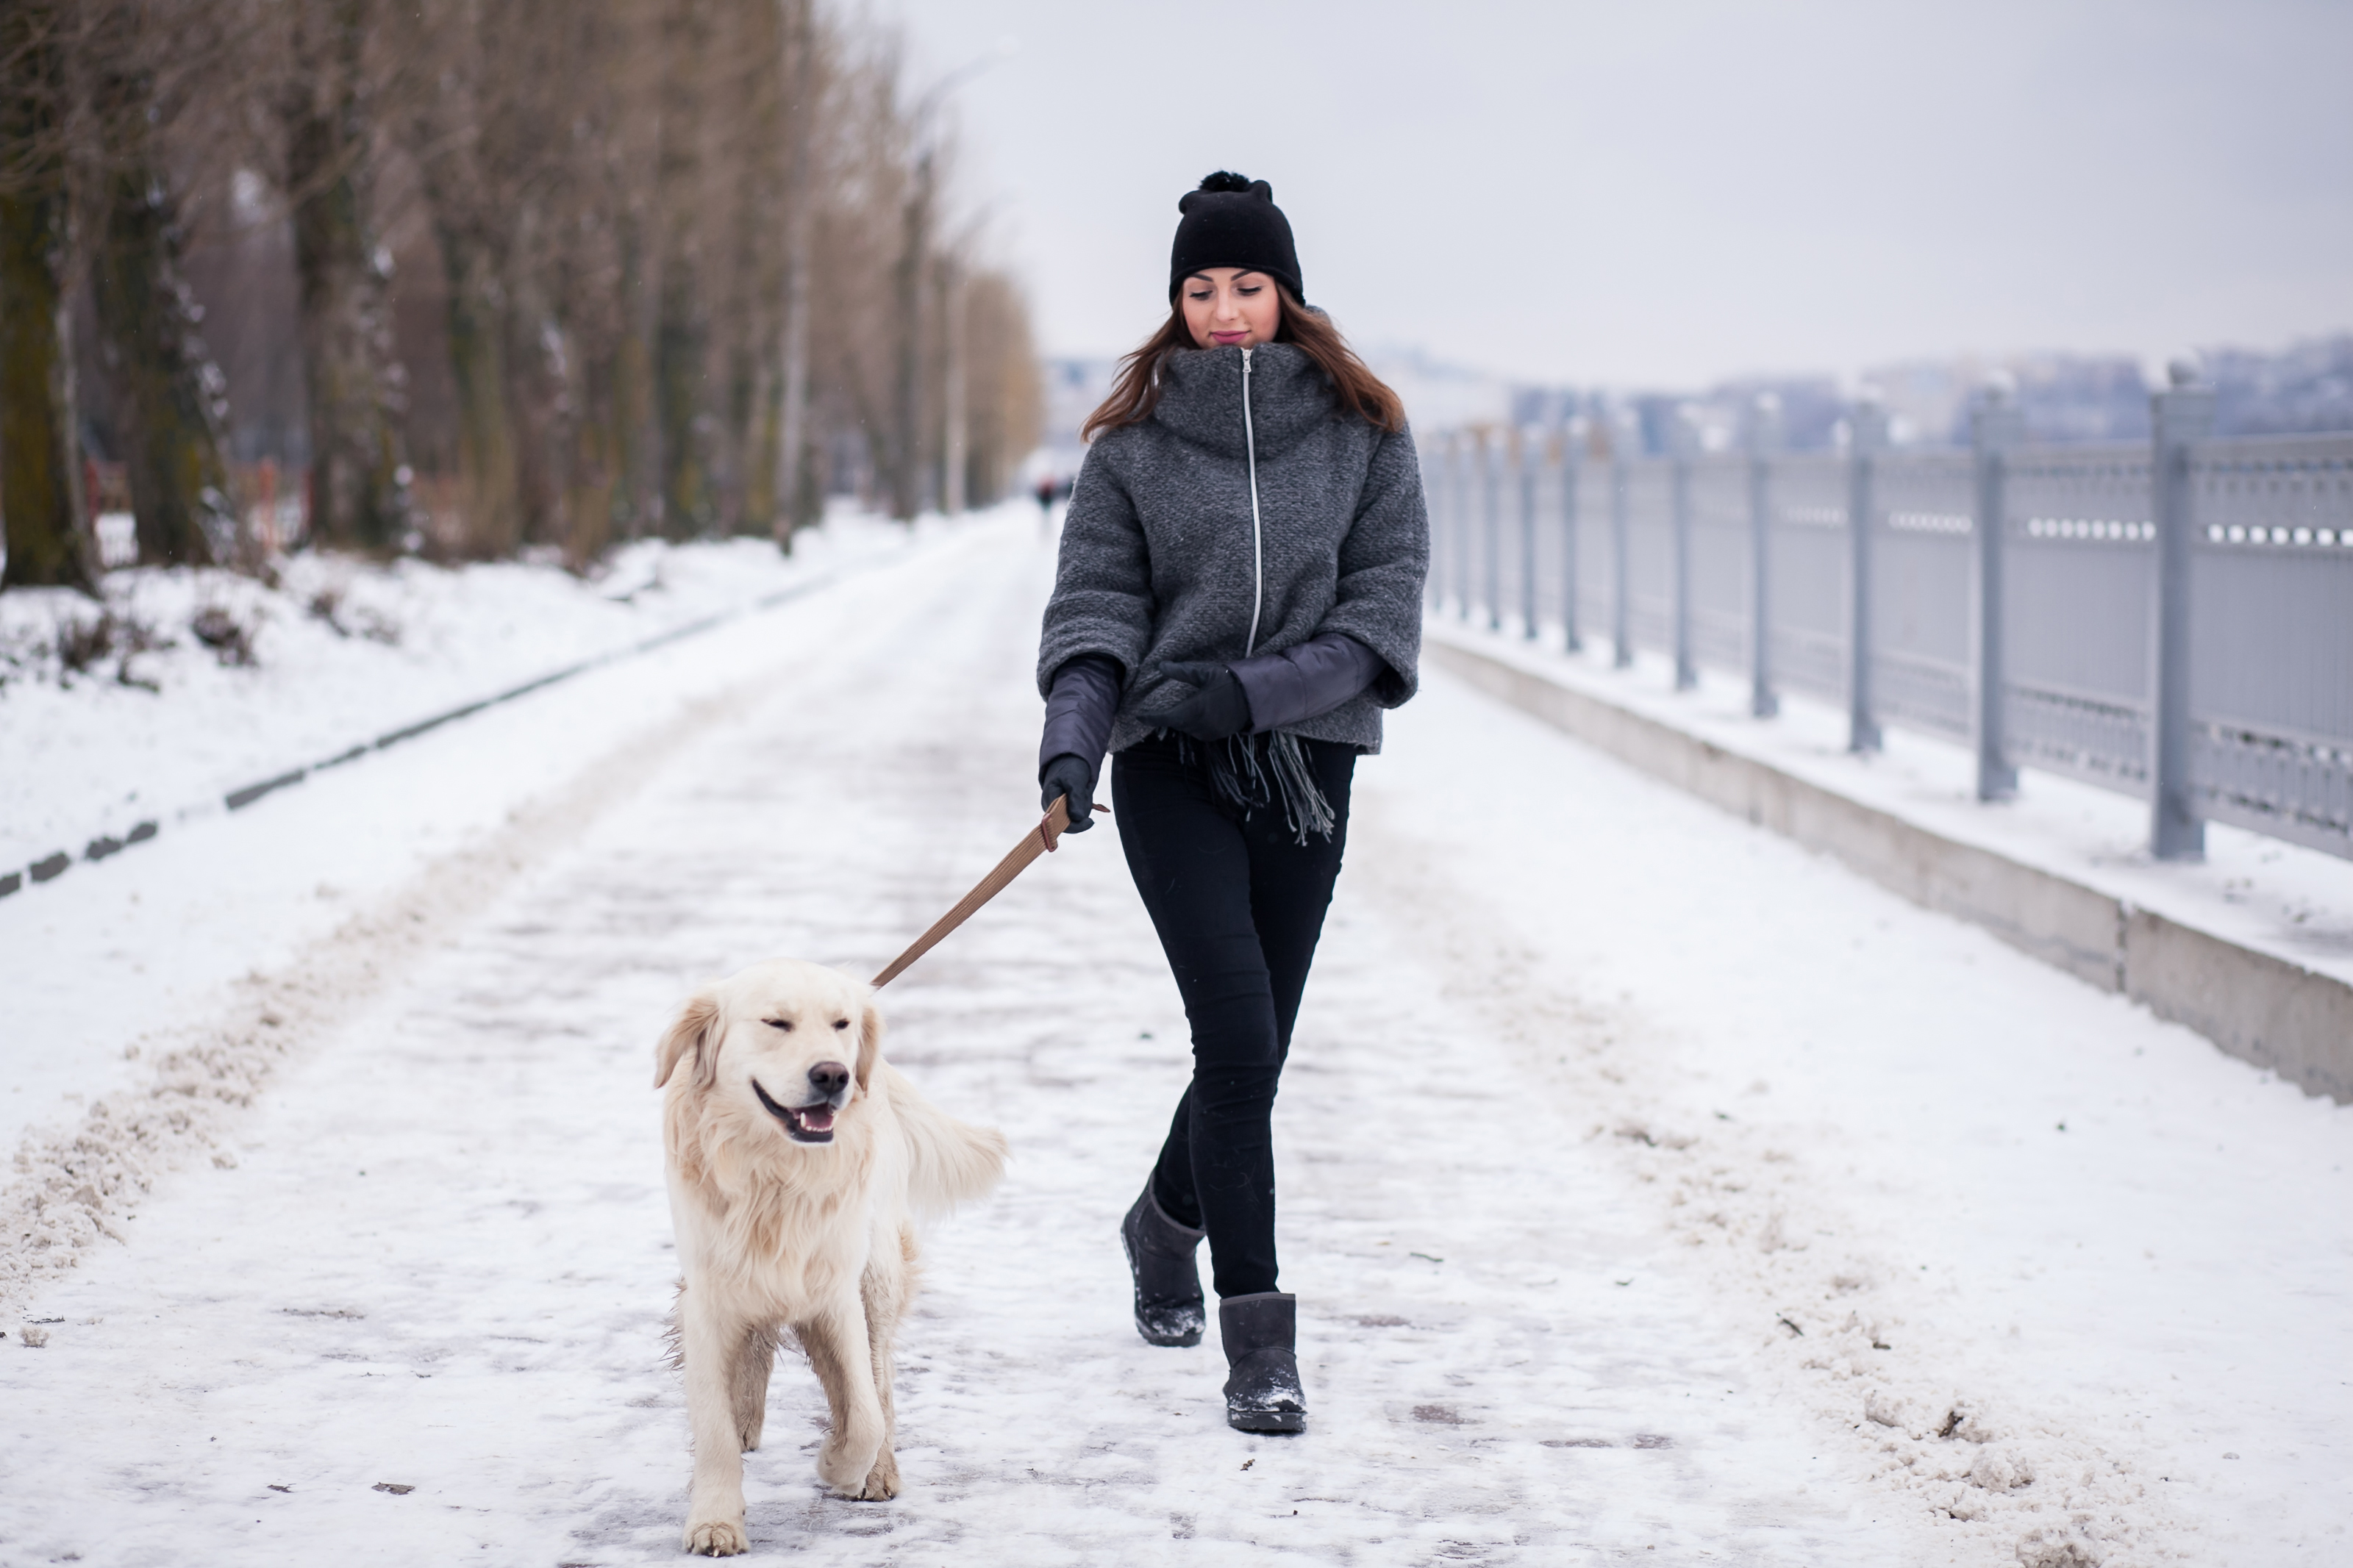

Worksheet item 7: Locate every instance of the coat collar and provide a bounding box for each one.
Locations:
[1150,342,1335,461]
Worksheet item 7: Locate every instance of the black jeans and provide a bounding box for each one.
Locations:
[1110,733,1356,1300]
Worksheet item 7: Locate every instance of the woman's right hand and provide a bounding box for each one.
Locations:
[1040,753,1096,832]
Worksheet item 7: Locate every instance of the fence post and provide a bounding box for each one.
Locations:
[2149,363,2215,860]
[1846,397,1885,753]
[1747,394,1782,718]
[1670,406,1698,691]
[1611,414,1633,667]
[1442,435,1461,614]
[1423,441,1442,612]
[1518,427,1539,639]
[1561,422,1582,654]
[1477,430,1496,630]
[1453,432,1473,622]
[1971,386,2021,801]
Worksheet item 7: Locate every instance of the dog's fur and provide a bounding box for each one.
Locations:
[656,959,1005,1556]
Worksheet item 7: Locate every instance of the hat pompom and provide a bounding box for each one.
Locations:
[1179,170,1273,212]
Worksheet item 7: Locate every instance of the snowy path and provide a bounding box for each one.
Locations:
[2,517,2345,1567]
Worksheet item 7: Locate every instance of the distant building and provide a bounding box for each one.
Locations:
[1039,357,1114,477]
[1048,333,2353,465]
[1364,346,1515,434]
[2206,334,2353,436]
[1857,354,2149,447]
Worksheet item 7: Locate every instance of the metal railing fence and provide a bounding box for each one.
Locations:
[1418,377,2353,862]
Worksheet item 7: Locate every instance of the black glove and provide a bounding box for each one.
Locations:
[1148,661,1252,741]
[1040,753,1096,832]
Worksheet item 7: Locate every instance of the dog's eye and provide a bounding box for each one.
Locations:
[832,1018,849,1031]
[763,1018,793,1032]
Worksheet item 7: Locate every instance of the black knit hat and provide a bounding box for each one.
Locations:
[1168,171,1303,304]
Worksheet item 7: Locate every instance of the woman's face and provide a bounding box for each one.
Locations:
[1181,268,1280,351]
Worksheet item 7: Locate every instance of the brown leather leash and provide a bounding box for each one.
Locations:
[870,795,1107,989]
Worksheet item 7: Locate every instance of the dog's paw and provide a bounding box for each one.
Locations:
[815,1437,884,1497]
[856,1448,901,1500]
[681,1517,749,1556]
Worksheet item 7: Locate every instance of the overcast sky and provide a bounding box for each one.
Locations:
[879,0,2352,389]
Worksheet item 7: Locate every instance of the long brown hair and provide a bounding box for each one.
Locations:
[1081,283,1406,443]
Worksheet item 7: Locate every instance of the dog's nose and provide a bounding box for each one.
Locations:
[807,1061,851,1098]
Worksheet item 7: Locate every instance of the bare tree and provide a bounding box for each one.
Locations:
[770,0,818,544]
[651,0,714,540]
[85,0,239,568]
[277,0,413,553]
[0,0,96,591]
[400,0,521,556]
[0,0,1040,594]
[960,268,1040,507]
[888,141,932,523]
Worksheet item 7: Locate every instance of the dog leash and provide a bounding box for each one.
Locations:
[869,795,1107,989]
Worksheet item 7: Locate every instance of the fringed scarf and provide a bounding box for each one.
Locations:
[1168,730,1337,845]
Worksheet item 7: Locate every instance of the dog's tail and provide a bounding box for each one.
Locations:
[879,1062,1008,1218]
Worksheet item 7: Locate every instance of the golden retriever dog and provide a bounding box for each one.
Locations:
[654,958,1006,1556]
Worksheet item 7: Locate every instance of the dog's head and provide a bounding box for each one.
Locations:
[654,958,883,1147]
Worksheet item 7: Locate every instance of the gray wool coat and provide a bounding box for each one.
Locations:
[1035,341,1429,754]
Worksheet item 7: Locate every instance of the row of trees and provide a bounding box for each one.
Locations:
[0,0,1040,593]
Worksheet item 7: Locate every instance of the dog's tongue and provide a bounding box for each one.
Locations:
[801,1107,836,1133]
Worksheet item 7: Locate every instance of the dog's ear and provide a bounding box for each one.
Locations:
[655,988,724,1092]
[854,998,884,1094]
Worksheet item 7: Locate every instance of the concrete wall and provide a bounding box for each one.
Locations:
[1427,639,2353,1104]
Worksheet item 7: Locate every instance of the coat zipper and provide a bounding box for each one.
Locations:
[1241,346,1264,656]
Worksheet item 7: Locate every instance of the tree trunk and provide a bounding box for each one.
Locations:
[613,210,657,540]
[0,1,96,593]
[771,0,815,547]
[888,146,934,523]
[654,256,710,542]
[90,37,237,568]
[439,232,521,556]
[406,0,521,558]
[282,0,413,554]
[503,216,563,551]
[940,254,965,515]
[654,0,713,542]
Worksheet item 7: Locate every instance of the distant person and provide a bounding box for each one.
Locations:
[1035,472,1058,520]
[1032,171,1428,1433]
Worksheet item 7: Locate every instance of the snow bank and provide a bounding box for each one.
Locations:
[0,512,913,878]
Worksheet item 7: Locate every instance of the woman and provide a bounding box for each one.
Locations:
[1034,171,1428,1433]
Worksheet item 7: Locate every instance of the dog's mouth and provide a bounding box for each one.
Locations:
[751,1077,840,1144]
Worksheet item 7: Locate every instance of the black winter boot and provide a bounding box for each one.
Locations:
[1120,1185,1206,1347]
[1218,1292,1305,1433]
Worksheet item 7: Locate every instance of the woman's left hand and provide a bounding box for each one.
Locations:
[1149,662,1252,740]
